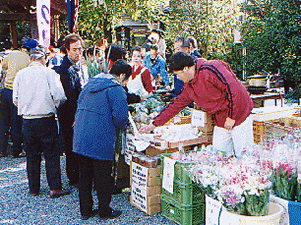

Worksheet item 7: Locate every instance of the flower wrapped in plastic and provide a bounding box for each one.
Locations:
[188,146,273,216]
[273,161,298,201]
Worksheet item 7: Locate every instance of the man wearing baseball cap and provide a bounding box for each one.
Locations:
[13,47,70,198]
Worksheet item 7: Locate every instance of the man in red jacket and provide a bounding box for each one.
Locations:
[140,52,254,157]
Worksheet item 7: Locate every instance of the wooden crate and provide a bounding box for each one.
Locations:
[165,116,192,126]
[149,134,212,150]
[145,140,212,156]
[253,117,301,144]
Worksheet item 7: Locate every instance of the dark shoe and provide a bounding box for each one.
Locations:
[112,186,123,194]
[69,182,79,189]
[12,152,26,158]
[99,209,122,219]
[81,209,99,220]
[0,152,7,158]
[50,189,71,198]
[28,191,39,197]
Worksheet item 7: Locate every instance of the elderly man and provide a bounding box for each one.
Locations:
[169,37,193,98]
[187,36,202,58]
[140,52,254,158]
[13,47,70,198]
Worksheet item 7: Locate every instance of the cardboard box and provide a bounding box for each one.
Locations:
[130,195,161,215]
[130,162,162,187]
[132,183,162,196]
[191,109,214,134]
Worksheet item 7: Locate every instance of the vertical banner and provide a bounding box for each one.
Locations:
[36,0,51,47]
[66,0,79,33]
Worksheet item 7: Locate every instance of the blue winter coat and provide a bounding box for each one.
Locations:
[73,73,129,161]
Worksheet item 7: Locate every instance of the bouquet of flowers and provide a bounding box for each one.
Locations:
[187,146,273,216]
[273,162,298,201]
[265,134,300,202]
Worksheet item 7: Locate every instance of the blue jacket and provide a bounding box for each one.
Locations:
[143,54,169,85]
[73,74,129,161]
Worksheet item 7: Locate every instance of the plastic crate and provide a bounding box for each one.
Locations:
[161,181,205,206]
[161,153,194,185]
[161,195,205,225]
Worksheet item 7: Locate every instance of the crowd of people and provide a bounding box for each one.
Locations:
[0,30,253,221]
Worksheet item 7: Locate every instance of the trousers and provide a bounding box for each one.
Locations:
[78,155,113,216]
[22,116,62,193]
[0,88,23,156]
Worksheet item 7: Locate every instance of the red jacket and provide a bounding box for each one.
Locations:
[153,58,253,128]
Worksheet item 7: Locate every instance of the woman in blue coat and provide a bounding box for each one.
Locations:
[73,60,130,220]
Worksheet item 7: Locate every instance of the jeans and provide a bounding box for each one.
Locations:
[0,88,23,156]
[22,116,62,193]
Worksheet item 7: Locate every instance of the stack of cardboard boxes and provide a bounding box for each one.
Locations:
[130,153,162,215]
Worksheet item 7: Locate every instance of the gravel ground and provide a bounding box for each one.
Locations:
[0,155,177,225]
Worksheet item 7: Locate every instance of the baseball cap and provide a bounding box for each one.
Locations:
[23,39,39,49]
[29,46,47,59]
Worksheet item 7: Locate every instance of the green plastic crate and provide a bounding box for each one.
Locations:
[161,195,205,225]
[162,181,205,206]
[161,153,194,185]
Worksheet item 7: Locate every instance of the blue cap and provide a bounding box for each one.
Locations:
[23,39,39,49]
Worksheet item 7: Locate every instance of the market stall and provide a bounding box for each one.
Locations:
[125,92,301,225]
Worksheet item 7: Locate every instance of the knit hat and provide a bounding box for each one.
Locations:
[23,39,39,49]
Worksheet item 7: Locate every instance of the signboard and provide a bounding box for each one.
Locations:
[36,0,50,47]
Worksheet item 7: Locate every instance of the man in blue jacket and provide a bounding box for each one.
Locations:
[73,60,129,220]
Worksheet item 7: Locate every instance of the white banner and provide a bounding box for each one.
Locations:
[36,0,51,47]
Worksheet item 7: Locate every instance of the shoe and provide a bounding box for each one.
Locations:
[81,209,99,220]
[112,186,123,194]
[0,152,7,158]
[50,189,71,198]
[12,152,26,158]
[99,209,122,219]
[69,182,79,189]
[28,191,39,197]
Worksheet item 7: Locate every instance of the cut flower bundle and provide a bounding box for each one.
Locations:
[170,146,273,216]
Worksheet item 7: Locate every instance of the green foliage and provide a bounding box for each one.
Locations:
[77,0,153,43]
[165,0,240,57]
[162,0,243,78]
[241,0,301,84]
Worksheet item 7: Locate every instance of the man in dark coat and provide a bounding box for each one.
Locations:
[54,34,87,187]
[73,60,130,220]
